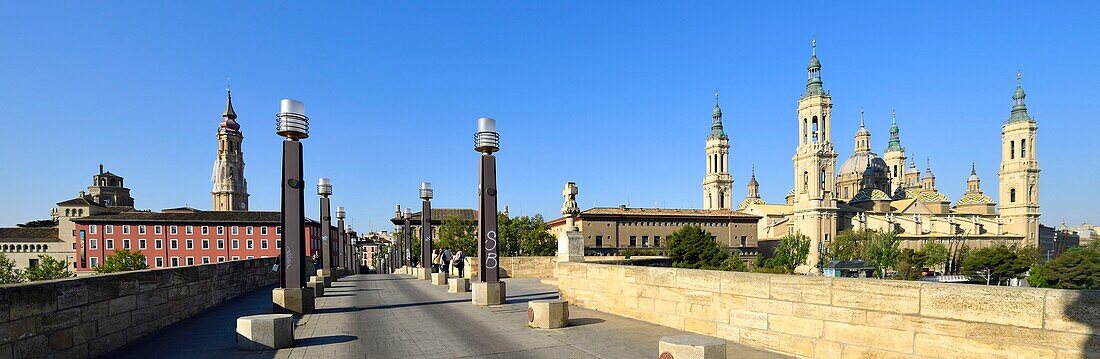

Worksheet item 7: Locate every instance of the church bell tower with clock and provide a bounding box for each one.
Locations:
[212,88,250,211]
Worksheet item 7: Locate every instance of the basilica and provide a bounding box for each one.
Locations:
[716,41,1042,271]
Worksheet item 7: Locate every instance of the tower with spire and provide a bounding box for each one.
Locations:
[882,109,908,193]
[212,87,249,211]
[999,72,1040,243]
[703,91,733,210]
[791,37,838,271]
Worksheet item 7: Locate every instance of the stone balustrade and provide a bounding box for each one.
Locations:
[0,258,278,358]
[555,262,1100,359]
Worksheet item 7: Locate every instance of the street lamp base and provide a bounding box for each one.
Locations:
[272,287,315,315]
[472,281,507,306]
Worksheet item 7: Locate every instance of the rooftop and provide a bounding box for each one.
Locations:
[0,227,61,243]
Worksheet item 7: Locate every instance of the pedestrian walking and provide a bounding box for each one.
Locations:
[453,250,465,278]
[442,248,453,275]
[431,248,442,272]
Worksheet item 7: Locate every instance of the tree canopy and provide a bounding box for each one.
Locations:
[0,253,26,284]
[666,225,735,270]
[862,230,900,278]
[826,230,872,262]
[1029,243,1100,290]
[497,214,555,257]
[25,255,75,281]
[961,244,1035,285]
[95,249,149,274]
[755,232,810,273]
[435,216,476,256]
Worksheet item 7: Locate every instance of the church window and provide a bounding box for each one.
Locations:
[1010,140,1015,159]
[803,171,809,192]
[1021,139,1027,158]
[821,170,827,191]
[812,117,820,143]
[803,119,809,144]
[1010,188,1016,203]
[893,165,898,177]
[1029,185,1035,202]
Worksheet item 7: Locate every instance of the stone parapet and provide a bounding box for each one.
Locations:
[465,256,557,279]
[554,261,1100,359]
[0,258,278,358]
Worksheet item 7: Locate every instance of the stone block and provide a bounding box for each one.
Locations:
[920,282,1044,328]
[822,321,913,353]
[717,272,770,299]
[658,334,726,359]
[472,281,506,306]
[557,230,584,262]
[236,314,294,351]
[1043,289,1100,334]
[527,299,569,329]
[307,278,325,297]
[768,314,823,338]
[315,269,333,287]
[729,309,768,330]
[448,278,470,293]
[768,275,831,305]
[914,332,1057,359]
[431,272,448,285]
[272,288,314,315]
[416,268,432,280]
[832,277,921,314]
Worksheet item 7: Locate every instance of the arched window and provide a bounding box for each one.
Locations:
[79,209,83,216]
[1010,188,1016,203]
[803,171,809,192]
[1029,185,1035,202]
[803,119,808,144]
[893,165,898,177]
[65,209,71,216]
[1021,139,1027,158]
[812,117,820,143]
[1010,140,1015,159]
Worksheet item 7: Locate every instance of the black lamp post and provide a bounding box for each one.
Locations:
[318,178,333,283]
[403,208,412,269]
[475,117,500,283]
[274,98,313,315]
[420,182,434,276]
[336,206,346,274]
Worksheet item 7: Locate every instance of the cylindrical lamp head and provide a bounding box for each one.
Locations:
[403,208,411,219]
[474,117,499,153]
[336,206,346,219]
[317,177,332,196]
[276,99,309,139]
[419,181,433,200]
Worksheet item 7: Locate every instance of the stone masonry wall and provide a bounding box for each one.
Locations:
[0,258,278,358]
[463,256,557,279]
[555,262,1100,359]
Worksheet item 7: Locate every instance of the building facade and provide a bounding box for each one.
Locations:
[547,206,760,258]
[703,92,733,210]
[738,41,1043,271]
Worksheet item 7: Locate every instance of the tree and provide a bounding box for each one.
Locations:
[894,248,925,281]
[917,241,949,274]
[961,245,1032,285]
[0,253,26,284]
[827,230,871,262]
[94,249,149,274]
[497,214,556,257]
[1029,244,1100,289]
[435,216,477,256]
[25,255,75,281]
[720,251,748,272]
[861,230,900,279]
[753,233,810,273]
[667,226,729,270]
[17,219,58,228]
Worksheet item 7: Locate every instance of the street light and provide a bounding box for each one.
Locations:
[419,182,434,278]
[473,117,505,305]
[317,178,334,286]
[403,208,411,270]
[273,98,314,315]
[336,206,346,275]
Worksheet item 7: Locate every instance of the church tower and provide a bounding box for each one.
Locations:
[791,38,838,271]
[883,110,908,192]
[703,91,733,210]
[999,72,1040,245]
[212,88,249,211]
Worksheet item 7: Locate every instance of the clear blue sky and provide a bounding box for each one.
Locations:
[1,2,1097,230]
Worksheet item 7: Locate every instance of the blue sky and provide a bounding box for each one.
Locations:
[1,2,1097,230]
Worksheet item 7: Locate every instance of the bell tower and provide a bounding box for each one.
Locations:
[212,88,250,211]
[999,72,1040,245]
[703,91,733,210]
[791,38,838,271]
[883,110,908,193]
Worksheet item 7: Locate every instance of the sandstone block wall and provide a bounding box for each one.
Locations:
[0,258,278,358]
[555,262,1100,359]
[464,256,557,279]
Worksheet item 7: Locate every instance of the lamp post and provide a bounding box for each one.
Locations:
[472,117,505,305]
[419,182,434,279]
[317,178,334,286]
[336,206,346,275]
[273,98,314,315]
[403,208,412,271]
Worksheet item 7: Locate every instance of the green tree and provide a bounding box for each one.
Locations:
[826,230,871,262]
[894,248,926,281]
[720,251,748,272]
[25,255,75,281]
[961,245,1032,285]
[0,253,26,284]
[435,216,477,256]
[667,226,729,270]
[94,249,149,274]
[497,214,556,257]
[409,232,422,266]
[917,241,949,274]
[1028,244,1100,289]
[769,232,810,271]
[861,230,900,279]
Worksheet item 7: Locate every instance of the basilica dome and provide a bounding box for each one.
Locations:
[839,151,889,176]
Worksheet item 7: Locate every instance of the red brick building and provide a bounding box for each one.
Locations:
[72,209,335,271]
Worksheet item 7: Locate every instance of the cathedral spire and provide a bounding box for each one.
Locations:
[804,37,824,97]
[854,107,871,153]
[223,86,237,120]
[709,91,727,139]
[1007,71,1032,123]
[886,109,904,153]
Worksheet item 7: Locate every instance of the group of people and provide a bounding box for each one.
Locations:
[431,248,466,278]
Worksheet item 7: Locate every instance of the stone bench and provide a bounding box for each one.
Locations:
[527,299,569,329]
[431,271,448,285]
[658,334,726,359]
[448,278,470,293]
[236,314,294,351]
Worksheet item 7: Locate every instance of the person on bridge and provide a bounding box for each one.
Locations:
[441,248,453,275]
[431,249,442,272]
[453,250,465,278]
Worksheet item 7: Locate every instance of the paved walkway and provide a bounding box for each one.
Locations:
[111,273,788,358]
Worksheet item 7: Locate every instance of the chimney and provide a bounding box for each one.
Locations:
[99,164,104,175]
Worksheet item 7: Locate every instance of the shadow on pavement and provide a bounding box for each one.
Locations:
[567,318,606,327]
[295,335,358,347]
[364,297,471,310]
